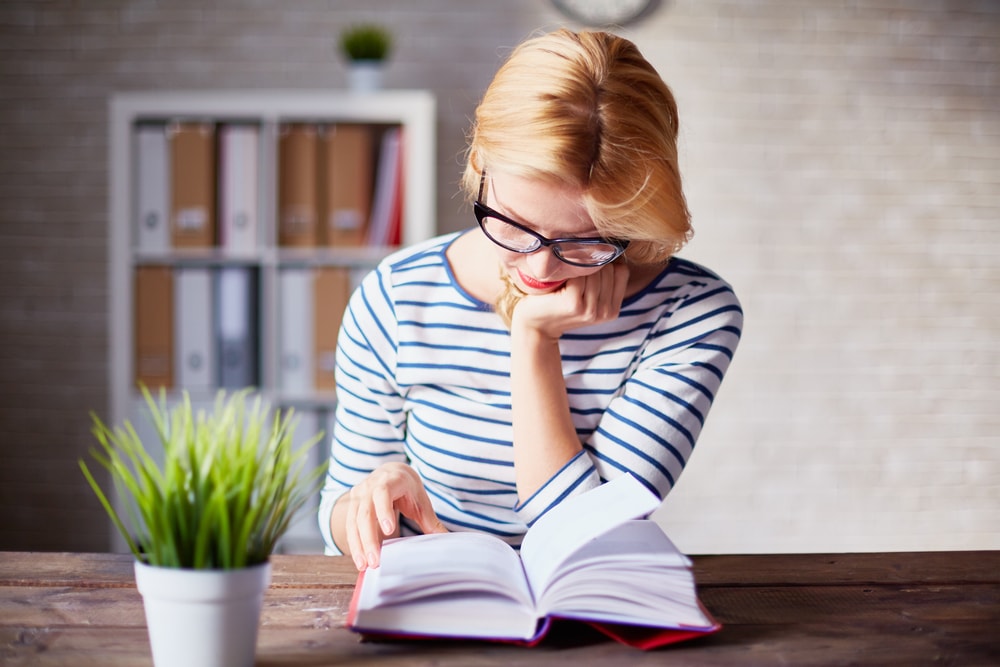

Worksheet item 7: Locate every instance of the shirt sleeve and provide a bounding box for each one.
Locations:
[512,451,602,526]
[318,266,408,555]
[514,277,741,527]
[585,279,743,500]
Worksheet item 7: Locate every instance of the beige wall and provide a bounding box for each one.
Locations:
[0,0,996,553]
[629,1,1000,552]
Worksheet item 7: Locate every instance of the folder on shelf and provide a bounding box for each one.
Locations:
[387,131,405,247]
[174,267,216,392]
[134,266,174,389]
[219,124,259,254]
[215,267,258,389]
[319,124,374,247]
[278,123,319,247]
[279,409,326,552]
[135,124,170,253]
[168,122,216,248]
[366,127,403,247]
[314,267,353,391]
[278,268,315,396]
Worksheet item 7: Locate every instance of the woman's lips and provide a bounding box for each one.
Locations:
[517,269,566,291]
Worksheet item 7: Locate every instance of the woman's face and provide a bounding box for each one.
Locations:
[482,171,605,295]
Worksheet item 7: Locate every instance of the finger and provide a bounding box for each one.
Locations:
[372,483,397,536]
[403,492,447,535]
[591,263,627,319]
[342,495,366,570]
[598,265,617,312]
[609,262,629,315]
[581,269,612,320]
[613,261,630,293]
[355,495,384,569]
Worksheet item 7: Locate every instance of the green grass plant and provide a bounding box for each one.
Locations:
[339,24,392,61]
[81,387,327,570]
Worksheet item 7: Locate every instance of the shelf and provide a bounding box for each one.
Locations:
[107,89,437,553]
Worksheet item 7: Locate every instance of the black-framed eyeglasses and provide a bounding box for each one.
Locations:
[474,171,628,268]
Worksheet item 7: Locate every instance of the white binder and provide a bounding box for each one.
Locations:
[135,125,170,253]
[219,125,259,254]
[174,268,215,392]
[216,267,258,389]
[278,409,326,552]
[278,269,315,396]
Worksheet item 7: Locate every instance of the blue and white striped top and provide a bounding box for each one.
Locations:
[318,232,743,554]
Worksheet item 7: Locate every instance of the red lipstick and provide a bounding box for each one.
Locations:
[517,269,566,291]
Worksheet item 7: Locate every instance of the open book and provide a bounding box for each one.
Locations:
[347,474,720,649]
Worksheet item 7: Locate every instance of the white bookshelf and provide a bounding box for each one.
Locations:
[107,90,436,553]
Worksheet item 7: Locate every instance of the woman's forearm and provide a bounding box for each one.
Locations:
[509,324,582,501]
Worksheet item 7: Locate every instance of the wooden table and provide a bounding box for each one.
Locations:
[1,551,997,665]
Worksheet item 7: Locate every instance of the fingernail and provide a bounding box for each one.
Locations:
[367,552,378,568]
[381,519,393,534]
[353,554,365,570]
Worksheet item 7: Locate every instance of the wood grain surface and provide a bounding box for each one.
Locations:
[1,551,997,666]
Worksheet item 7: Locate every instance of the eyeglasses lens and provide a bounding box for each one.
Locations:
[481,216,536,251]
[481,216,621,267]
[555,244,621,265]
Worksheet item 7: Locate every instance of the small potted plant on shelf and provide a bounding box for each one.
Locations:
[339,23,393,92]
[80,388,326,667]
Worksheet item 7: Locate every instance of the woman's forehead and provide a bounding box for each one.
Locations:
[487,171,596,235]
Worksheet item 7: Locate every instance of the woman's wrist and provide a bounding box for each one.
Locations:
[510,305,564,346]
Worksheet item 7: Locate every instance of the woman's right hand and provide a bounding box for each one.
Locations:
[335,462,447,570]
[512,261,630,340]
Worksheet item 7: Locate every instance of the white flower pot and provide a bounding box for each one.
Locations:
[348,60,385,92]
[134,560,272,667]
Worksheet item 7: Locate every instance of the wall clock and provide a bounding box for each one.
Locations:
[550,0,659,27]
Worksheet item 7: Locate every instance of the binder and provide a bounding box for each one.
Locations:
[279,409,325,550]
[219,124,259,254]
[366,127,403,247]
[135,124,170,253]
[216,267,258,389]
[314,267,353,391]
[134,266,174,389]
[168,122,216,248]
[278,268,315,396]
[319,124,374,247]
[387,130,405,246]
[278,123,319,247]
[174,268,215,392]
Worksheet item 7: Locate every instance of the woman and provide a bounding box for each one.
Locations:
[319,29,743,570]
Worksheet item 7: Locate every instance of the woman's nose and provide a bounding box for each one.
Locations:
[524,245,563,278]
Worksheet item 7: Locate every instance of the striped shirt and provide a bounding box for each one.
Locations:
[318,231,743,554]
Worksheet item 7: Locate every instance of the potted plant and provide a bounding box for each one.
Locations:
[80,387,326,667]
[339,23,393,91]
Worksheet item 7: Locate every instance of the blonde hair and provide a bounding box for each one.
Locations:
[494,269,526,329]
[462,29,692,268]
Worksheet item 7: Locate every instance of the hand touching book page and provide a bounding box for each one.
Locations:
[347,474,720,649]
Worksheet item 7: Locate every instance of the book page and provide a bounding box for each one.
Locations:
[552,520,691,572]
[535,521,715,630]
[541,569,713,629]
[519,474,661,597]
[372,531,533,608]
[354,569,540,641]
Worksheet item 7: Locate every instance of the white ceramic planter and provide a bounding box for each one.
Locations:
[134,560,272,667]
[348,60,385,92]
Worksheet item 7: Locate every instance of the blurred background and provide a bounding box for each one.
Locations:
[1,0,997,554]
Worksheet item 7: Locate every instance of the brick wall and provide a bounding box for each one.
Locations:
[0,0,542,551]
[0,0,996,553]
[626,1,1000,552]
